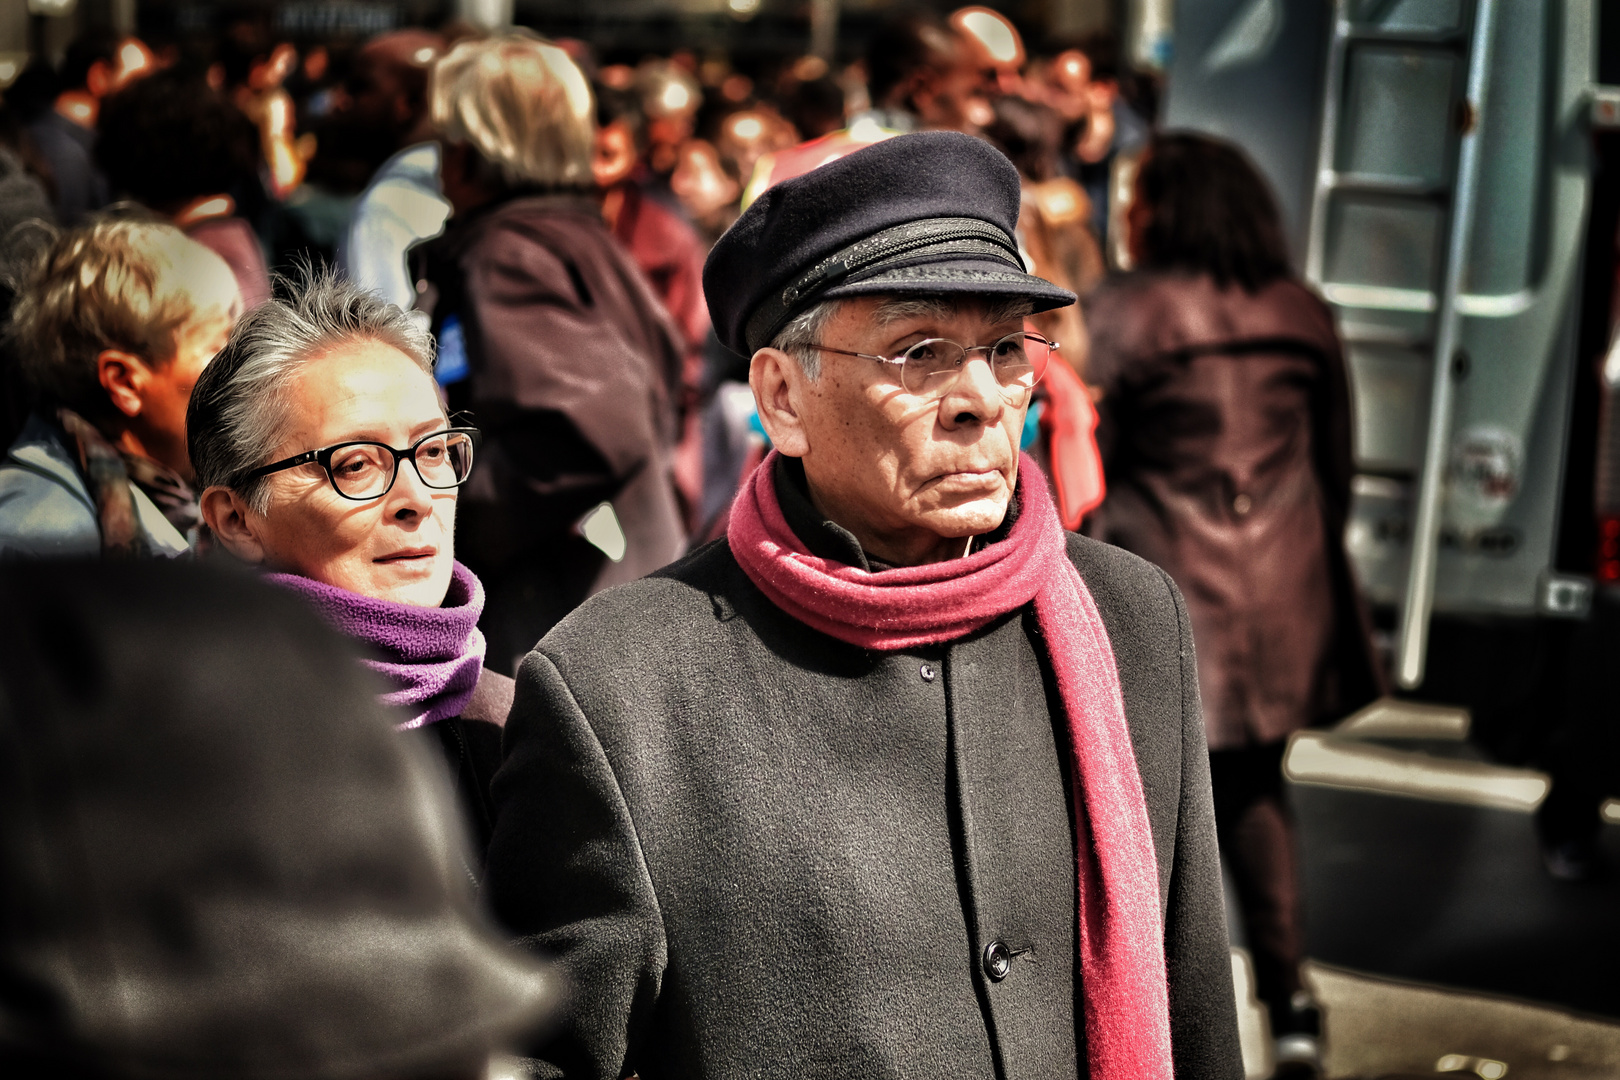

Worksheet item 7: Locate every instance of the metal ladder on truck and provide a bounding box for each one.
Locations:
[1302,0,1595,689]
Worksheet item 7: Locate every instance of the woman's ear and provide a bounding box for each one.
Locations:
[749,347,810,459]
[200,486,267,565]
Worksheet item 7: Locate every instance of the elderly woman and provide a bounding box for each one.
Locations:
[187,272,509,866]
[419,30,686,674]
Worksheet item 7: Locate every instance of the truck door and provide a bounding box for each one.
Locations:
[1166,0,1596,687]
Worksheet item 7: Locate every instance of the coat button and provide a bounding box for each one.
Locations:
[983,940,1011,981]
[919,663,936,682]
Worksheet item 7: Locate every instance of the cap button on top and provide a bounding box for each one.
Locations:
[983,941,1012,981]
[919,662,936,683]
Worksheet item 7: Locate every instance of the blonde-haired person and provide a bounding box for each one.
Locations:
[0,215,241,558]
[419,31,687,672]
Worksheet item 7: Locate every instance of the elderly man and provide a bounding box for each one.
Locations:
[484,131,1241,1080]
[0,216,240,557]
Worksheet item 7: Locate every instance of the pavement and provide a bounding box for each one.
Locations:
[1223,702,1620,1079]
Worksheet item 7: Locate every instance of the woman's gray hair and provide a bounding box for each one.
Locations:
[187,269,436,513]
[768,294,1036,379]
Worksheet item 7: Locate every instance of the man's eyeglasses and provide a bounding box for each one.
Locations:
[239,427,480,502]
[807,331,1057,399]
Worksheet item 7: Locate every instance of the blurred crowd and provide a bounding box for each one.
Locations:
[0,5,1159,654]
[0,8,1464,1080]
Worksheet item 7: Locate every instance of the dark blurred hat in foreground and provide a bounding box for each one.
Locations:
[0,560,557,1080]
[703,129,1075,356]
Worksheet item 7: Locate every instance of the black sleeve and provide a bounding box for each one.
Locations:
[1157,565,1245,1079]
[484,651,667,1080]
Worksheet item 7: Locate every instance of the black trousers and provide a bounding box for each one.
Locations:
[1209,739,1305,1031]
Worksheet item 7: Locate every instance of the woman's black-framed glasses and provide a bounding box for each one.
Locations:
[240,427,481,502]
[807,331,1057,399]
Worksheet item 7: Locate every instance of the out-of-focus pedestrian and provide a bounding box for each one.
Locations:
[190,271,509,868]
[981,92,1107,530]
[777,57,846,142]
[0,105,54,450]
[0,117,53,244]
[0,216,240,558]
[420,31,686,673]
[595,83,710,355]
[483,130,1242,1080]
[0,558,557,1080]
[335,29,450,309]
[981,93,1102,367]
[857,10,986,134]
[742,12,984,204]
[97,67,272,309]
[1047,36,1150,253]
[595,82,711,526]
[1085,132,1385,1076]
[950,5,1027,98]
[22,33,150,225]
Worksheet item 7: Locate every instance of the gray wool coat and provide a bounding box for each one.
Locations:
[484,479,1242,1080]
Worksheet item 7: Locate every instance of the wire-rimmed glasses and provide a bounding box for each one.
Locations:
[807,331,1057,399]
[239,427,480,502]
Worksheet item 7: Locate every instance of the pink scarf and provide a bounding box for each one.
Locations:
[728,450,1173,1080]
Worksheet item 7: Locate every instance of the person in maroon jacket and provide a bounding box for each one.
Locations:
[1086,133,1385,1079]
[593,82,711,528]
[420,31,687,673]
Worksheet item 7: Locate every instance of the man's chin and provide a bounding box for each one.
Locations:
[917,498,1011,540]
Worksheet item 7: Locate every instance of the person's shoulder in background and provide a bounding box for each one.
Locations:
[0,414,100,558]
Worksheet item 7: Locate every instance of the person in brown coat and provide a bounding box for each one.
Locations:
[1085,133,1384,1077]
[420,32,688,672]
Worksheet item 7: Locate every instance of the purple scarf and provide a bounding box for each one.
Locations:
[266,561,487,730]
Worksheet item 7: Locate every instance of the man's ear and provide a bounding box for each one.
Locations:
[200,486,267,565]
[749,347,811,458]
[97,349,150,418]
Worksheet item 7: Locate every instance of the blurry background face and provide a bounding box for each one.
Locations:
[245,340,456,607]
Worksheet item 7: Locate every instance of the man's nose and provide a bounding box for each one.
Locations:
[939,353,1006,427]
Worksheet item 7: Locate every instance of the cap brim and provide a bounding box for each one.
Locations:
[819,256,1077,313]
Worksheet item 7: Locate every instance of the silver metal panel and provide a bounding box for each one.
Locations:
[1337,46,1458,185]
[1349,0,1462,33]
[1325,195,1445,291]
[1346,344,1432,472]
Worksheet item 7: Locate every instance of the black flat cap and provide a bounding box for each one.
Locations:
[703,129,1076,357]
[0,560,557,1080]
